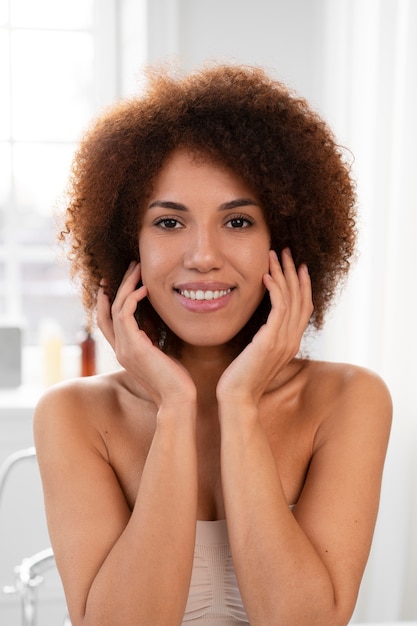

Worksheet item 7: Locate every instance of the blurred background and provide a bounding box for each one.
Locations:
[0,0,416,624]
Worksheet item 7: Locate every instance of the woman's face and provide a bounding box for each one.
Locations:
[138,149,271,348]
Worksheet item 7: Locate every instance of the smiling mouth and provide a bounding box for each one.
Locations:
[176,288,233,301]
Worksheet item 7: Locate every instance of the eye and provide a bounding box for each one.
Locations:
[154,217,183,229]
[225,215,254,229]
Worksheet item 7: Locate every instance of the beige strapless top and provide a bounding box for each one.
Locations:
[183,507,296,625]
[182,519,249,625]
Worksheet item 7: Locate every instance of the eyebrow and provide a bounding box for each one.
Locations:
[147,198,260,212]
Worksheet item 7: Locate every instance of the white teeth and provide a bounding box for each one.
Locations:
[179,288,232,301]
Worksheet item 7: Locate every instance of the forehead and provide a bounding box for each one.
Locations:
[150,148,258,200]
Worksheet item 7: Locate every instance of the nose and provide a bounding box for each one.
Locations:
[183,227,224,272]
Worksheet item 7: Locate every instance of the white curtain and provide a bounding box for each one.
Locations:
[312,0,417,621]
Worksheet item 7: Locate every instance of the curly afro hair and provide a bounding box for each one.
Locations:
[61,63,357,351]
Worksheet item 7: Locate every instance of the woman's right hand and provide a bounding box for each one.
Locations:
[97,261,197,409]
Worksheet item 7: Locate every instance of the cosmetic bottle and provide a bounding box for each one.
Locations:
[79,328,96,377]
[40,319,63,386]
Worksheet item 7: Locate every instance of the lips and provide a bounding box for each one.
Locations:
[174,283,235,311]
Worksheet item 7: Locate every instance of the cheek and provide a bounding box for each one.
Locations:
[248,246,270,278]
[138,239,163,285]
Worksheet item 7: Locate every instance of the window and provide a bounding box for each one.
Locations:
[0,0,118,344]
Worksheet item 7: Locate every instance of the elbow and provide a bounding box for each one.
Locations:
[260,583,356,626]
[296,594,356,626]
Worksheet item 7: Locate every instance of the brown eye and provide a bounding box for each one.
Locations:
[155,218,182,229]
[226,215,254,229]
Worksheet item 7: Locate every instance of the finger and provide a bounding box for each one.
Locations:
[112,261,142,313]
[267,249,302,313]
[264,250,308,353]
[264,250,293,323]
[115,284,149,328]
[111,264,149,336]
[97,285,116,349]
[267,249,288,292]
[280,248,304,304]
[298,263,314,325]
[275,249,312,323]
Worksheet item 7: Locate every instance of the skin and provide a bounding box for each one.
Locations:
[34,149,392,626]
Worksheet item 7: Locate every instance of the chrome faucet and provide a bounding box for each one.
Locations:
[0,447,70,625]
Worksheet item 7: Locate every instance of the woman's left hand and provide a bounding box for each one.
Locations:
[216,248,313,407]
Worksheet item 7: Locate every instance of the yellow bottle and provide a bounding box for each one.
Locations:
[40,319,63,387]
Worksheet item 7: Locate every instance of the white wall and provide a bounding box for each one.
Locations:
[142,0,327,108]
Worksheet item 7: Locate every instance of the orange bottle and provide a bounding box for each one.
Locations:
[79,329,96,377]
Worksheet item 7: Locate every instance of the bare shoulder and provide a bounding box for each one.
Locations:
[33,376,107,465]
[301,359,392,446]
[304,358,391,400]
[33,370,148,452]
[34,372,119,427]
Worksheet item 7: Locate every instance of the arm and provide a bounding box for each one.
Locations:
[34,262,198,626]
[219,369,391,626]
[217,250,392,625]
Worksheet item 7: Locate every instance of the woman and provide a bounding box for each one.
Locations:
[34,64,392,626]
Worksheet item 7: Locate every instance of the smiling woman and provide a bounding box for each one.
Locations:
[33,63,391,626]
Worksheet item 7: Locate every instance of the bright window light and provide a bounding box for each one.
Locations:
[0,0,118,344]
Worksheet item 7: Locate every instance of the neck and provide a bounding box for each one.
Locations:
[181,341,234,372]
[179,343,235,413]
